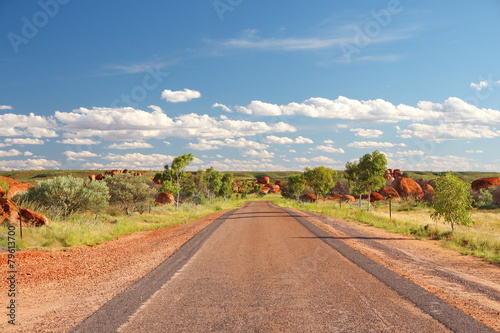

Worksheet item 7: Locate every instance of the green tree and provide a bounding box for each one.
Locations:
[431,173,473,231]
[21,176,109,217]
[159,153,195,208]
[303,166,337,199]
[282,174,306,201]
[345,150,387,211]
[206,167,223,200]
[241,181,253,198]
[218,173,234,199]
[345,162,363,198]
[105,173,156,215]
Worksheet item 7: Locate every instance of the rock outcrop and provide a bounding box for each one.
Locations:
[300,193,317,203]
[379,186,399,199]
[421,184,434,202]
[0,198,49,227]
[0,198,19,224]
[0,176,34,198]
[471,177,500,191]
[19,209,50,227]
[155,192,175,205]
[393,177,424,200]
[327,194,343,201]
[257,176,271,185]
[342,195,356,203]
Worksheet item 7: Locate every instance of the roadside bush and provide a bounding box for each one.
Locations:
[471,188,494,208]
[20,176,110,218]
[105,173,156,215]
[478,204,499,210]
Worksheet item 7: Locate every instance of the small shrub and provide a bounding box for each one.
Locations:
[20,176,110,218]
[478,204,499,210]
[105,174,156,215]
[471,188,494,207]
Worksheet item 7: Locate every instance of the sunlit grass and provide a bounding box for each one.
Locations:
[273,198,500,264]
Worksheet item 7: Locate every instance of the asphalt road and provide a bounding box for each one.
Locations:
[74,201,493,333]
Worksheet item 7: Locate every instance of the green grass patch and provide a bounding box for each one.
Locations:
[273,198,500,264]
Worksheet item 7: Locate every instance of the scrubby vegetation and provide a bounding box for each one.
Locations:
[274,197,500,264]
[1,151,499,263]
[17,176,110,217]
[0,154,277,250]
[1,198,250,250]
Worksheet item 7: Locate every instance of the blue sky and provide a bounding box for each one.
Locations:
[1,0,499,172]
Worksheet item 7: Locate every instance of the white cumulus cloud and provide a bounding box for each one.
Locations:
[310,145,345,153]
[63,150,99,161]
[212,103,232,113]
[0,113,58,137]
[383,150,425,157]
[263,135,313,144]
[0,105,13,110]
[0,158,60,171]
[397,123,500,141]
[57,138,100,145]
[4,138,44,145]
[161,89,201,103]
[350,128,383,138]
[0,149,23,157]
[56,106,295,141]
[105,142,153,149]
[347,141,406,149]
[187,138,268,151]
[242,149,275,158]
[234,96,500,127]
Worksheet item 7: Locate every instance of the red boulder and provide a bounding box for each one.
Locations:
[300,193,317,203]
[19,209,50,227]
[421,184,434,202]
[342,195,356,203]
[155,192,175,205]
[0,176,34,198]
[393,177,424,199]
[369,192,384,202]
[379,186,399,199]
[471,177,500,191]
[257,176,271,185]
[0,198,19,224]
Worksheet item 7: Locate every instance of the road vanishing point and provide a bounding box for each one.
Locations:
[72,201,494,333]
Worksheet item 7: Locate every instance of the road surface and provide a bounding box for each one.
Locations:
[73,201,493,332]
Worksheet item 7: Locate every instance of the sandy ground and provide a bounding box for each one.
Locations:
[1,204,499,332]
